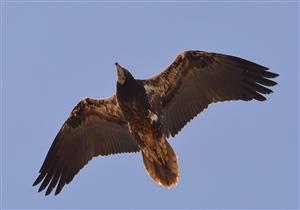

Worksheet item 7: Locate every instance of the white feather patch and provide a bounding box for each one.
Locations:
[149,111,158,122]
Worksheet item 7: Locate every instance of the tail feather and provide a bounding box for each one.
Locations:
[142,141,179,187]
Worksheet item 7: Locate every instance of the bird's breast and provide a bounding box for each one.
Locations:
[127,109,163,146]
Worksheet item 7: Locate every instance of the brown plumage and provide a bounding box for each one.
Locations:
[33,50,278,195]
[143,51,278,137]
[33,97,140,195]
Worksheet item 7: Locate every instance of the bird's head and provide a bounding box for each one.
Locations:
[115,62,134,85]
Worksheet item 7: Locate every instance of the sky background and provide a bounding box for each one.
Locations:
[2,1,299,209]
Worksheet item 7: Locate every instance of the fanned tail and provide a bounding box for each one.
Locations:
[142,140,179,187]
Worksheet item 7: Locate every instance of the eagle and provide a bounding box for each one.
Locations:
[33,50,278,195]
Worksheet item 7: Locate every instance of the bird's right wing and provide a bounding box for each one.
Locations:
[33,96,140,195]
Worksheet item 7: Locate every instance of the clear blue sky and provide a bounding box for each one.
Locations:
[2,1,299,209]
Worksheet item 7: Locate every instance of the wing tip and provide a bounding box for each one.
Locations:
[263,68,279,78]
[54,189,61,196]
[45,188,52,196]
[32,179,39,187]
[32,172,45,187]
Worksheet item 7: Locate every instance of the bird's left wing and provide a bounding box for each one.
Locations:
[142,51,279,138]
[33,96,140,195]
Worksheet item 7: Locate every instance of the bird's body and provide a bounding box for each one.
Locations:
[116,72,179,186]
[33,50,279,195]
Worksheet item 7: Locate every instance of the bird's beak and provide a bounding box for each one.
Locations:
[115,62,126,85]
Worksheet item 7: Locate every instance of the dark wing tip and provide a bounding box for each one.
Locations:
[221,54,279,102]
[243,70,278,101]
[45,188,53,196]
[265,71,279,78]
[55,188,61,196]
[33,169,68,196]
[34,174,64,196]
[218,52,279,79]
[32,174,43,186]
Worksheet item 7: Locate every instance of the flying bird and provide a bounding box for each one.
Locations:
[33,50,278,195]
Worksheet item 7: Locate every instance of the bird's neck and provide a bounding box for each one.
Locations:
[116,79,150,121]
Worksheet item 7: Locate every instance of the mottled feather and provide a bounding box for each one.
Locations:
[143,51,278,137]
[33,96,140,195]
